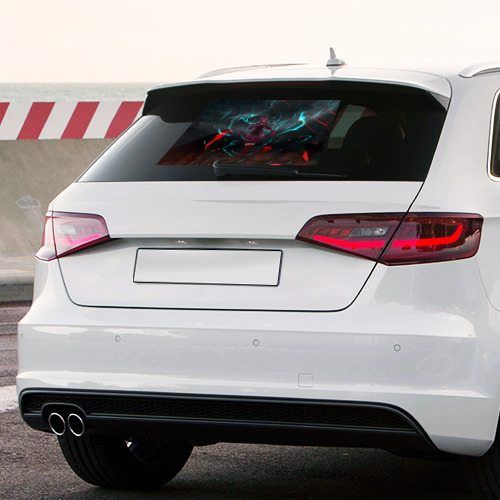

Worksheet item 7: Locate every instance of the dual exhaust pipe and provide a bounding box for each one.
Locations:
[48,412,85,437]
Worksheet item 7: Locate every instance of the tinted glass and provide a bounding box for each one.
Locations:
[491,94,500,177]
[79,82,446,182]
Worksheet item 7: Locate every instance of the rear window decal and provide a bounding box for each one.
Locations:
[158,99,340,167]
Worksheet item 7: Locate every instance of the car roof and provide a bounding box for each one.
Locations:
[147,60,500,105]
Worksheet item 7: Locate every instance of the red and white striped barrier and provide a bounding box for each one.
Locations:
[0,101,144,140]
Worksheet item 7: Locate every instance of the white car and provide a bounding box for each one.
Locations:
[17,53,500,497]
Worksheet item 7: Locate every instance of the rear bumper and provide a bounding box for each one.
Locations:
[19,389,435,451]
[17,257,500,457]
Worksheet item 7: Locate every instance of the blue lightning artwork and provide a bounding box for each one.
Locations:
[158,99,340,167]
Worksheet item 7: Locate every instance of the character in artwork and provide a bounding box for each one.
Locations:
[242,116,274,153]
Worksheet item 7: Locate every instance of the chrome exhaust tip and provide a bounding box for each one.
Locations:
[48,412,66,436]
[67,413,85,437]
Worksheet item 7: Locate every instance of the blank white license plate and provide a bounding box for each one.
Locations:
[134,249,282,286]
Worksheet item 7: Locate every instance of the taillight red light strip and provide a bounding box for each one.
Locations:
[392,224,463,249]
[297,213,483,265]
[36,212,110,261]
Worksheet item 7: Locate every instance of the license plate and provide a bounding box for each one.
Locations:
[134,249,282,286]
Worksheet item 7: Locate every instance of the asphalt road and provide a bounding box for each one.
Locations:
[0,303,474,499]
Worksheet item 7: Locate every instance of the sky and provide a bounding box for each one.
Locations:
[1,0,500,83]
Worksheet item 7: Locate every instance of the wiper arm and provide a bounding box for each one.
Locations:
[213,161,346,179]
[214,161,298,177]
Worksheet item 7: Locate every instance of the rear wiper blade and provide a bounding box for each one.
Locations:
[213,161,346,179]
[214,161,297,177]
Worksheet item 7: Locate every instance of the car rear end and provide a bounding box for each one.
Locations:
[17,66,500,464]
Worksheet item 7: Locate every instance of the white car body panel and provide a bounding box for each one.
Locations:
[53,181,420,310]
[52,181,421,239]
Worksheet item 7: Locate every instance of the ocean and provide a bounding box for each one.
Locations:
[0,82,163,102]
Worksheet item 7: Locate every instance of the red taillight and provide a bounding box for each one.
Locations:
[297,214,403,261]
[296,213,483,265]
[36,212,110,261]
[381,214,483,265]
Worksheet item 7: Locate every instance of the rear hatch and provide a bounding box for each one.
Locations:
[52,80,446,311]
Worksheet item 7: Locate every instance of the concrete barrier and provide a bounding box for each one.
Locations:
[0,138,113,301]
[0,138,112,256]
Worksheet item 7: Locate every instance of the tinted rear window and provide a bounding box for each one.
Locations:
[490,93,500,177]
[79,82,446,182]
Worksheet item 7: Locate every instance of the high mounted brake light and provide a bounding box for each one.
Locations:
[36,212,110,261]
[296,213,483,265]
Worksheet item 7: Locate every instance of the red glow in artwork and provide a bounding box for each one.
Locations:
[204,130,233,150]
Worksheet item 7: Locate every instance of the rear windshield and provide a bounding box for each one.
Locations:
[79,82,446,182]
